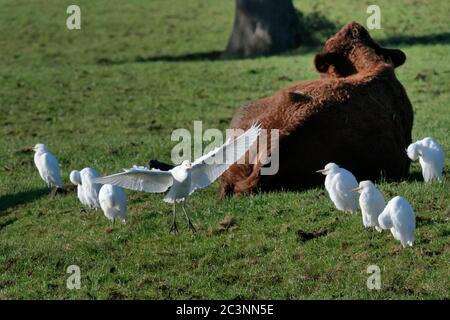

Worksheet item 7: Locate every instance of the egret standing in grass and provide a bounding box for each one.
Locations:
[69,168,101,209]
[98,184,127,224]
[33,144,62,193]
[70,170,87,207]
[352,180,385,232]
[407,137,444,182]
[378,196,415,248]
[94,124,261,234]
[316,163,359,213]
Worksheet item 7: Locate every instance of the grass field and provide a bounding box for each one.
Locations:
[0,0,449,299]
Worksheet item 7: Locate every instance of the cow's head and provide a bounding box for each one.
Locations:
[314,22,406,77]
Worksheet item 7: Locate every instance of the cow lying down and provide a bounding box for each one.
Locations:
[219,22,414,198]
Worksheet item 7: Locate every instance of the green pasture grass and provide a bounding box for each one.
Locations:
[0,0,449,299]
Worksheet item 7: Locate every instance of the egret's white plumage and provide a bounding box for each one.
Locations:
[98,184,127,223]
[94,123,261,233]
[352,180,385,232]
[378,196,415,248]
[69,168,101,209]
[407,137,444,182]
[317,163,359,213]
[70,170,87,206]
[80,168,101,208]
[33,144,62,189]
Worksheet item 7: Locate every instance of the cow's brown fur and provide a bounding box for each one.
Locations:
[219,22,414,198]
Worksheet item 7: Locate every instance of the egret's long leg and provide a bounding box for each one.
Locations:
[182,201,196,233]
[50,186,57,197]
[170,203,178,234]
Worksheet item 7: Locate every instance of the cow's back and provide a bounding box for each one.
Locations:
[220,65,413,197]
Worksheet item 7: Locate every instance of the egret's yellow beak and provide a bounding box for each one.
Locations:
[316,169,327,173]
[351,187,361,192]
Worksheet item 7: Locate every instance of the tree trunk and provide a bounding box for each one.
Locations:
[224,0,301,58]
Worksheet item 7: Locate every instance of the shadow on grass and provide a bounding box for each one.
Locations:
[96,10,337,65]
[380,32,450,47]
[97,51,223,65]
[0,217,18,230]
[405,171,425,183]
[96,14,450,66]
[0,188,48,213]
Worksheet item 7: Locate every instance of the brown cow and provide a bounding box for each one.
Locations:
[219,22,414,198]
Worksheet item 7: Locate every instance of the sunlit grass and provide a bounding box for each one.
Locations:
[0,0,449,299]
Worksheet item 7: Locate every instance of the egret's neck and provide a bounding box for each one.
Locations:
[327,169,338,176]
[172,166,190,183]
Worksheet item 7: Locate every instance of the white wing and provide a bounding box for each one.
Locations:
[93,167,173,193]
[333,171,358,199]
[42,152,62,187]
[420,137,444,167]
[99,184,127,222]
[378,206,392,230]
[189,123,261,192]
[372,189,386,215]
[81,168,100,190]
[81,168,101,207]
[333,170,359,211]
[391,197,415,242]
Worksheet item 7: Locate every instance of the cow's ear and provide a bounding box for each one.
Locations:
[314,52,334,73]
[384,48,406,68]
[390,49,406,68]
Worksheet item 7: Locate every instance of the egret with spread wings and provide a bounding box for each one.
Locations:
[94,124,261,233]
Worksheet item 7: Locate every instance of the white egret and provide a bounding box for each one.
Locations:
[98,184,127,224]
[316,163,359,213]
[69,168,101,209]
[33,144,62,191]
[94,124,261,233]
[70,170,87,207]
[352,180,385,232]
[406,137,444,182]
[378,196,415,248]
